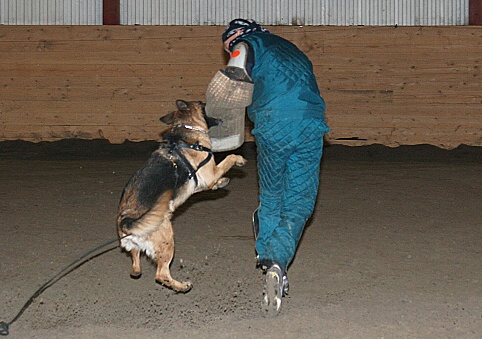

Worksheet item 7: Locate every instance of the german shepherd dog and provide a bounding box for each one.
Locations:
[116,100,247,292]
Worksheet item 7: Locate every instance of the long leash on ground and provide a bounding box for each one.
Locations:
[0,234,131,336]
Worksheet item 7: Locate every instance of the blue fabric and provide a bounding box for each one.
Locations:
[240,32,329,124]
[253,119,325,270]
[236,30,329,271]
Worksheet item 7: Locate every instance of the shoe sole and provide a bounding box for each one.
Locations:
[252,208,259,241]
[262,270,282,316]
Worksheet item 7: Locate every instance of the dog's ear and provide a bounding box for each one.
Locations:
[176,100,189,112]
[160,111,175,125]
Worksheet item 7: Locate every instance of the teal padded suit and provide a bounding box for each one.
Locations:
[239,31,330,271]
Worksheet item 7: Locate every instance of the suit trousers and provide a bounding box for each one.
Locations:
[252,117,325,270]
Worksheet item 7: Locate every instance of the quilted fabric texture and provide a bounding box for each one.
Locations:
[238,30,329,271]
[253,119,326,270]
[241,32,327,123]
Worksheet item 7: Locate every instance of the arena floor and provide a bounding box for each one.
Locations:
[0,141,480,338]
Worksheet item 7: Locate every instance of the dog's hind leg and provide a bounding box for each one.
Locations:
[130,249,142,278]
[152,220,193,293]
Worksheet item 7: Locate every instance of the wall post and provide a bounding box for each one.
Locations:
[469,0,482,25]
[103,0,120,25]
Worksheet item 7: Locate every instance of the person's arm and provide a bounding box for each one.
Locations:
[204,41,254,119]
[223,42,253,82]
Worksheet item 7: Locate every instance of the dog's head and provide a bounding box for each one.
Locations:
[160,100,222,129]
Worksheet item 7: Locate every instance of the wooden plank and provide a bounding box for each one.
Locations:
[324,88,480,105]
[0,63,221,78]
[0,41,226,65]
[0,25,479,148]
[0,76,212,101]
[0,100,195,117]
[2,124,478,149]
[2,75,477,103]
[279,26,481,46]
[1,25,478,49]
[0,88,209,102]
[2,101,479,128]
[0,75,215,89]
[0,125,166,143]
[327,114,482,129]
[0,35,225,53]
[0,26,223,42]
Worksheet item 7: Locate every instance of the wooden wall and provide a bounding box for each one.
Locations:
[0,26,480,148]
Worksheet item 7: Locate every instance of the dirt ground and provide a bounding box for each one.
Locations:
[0,140,480,339]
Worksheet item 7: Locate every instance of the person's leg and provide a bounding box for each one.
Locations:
[253,121,292,265]
[256,119,325,270]
[253,119,325,316]
[274,120,325,269]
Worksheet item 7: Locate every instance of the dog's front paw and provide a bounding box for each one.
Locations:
[236,156,247,167]
[212,177,230,190]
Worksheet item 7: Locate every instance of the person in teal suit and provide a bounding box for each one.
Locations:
[221,19,329,316]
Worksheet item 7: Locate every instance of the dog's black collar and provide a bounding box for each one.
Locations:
[160,141,213,187]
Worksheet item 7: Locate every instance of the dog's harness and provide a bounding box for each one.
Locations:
[161,124,213,187]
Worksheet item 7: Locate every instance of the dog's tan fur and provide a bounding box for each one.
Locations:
[116,100,246,292]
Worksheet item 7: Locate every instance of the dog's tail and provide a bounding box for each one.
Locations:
[119,217,138,232]
[118,191,173,237]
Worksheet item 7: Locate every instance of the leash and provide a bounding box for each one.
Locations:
[0,234,131,336]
